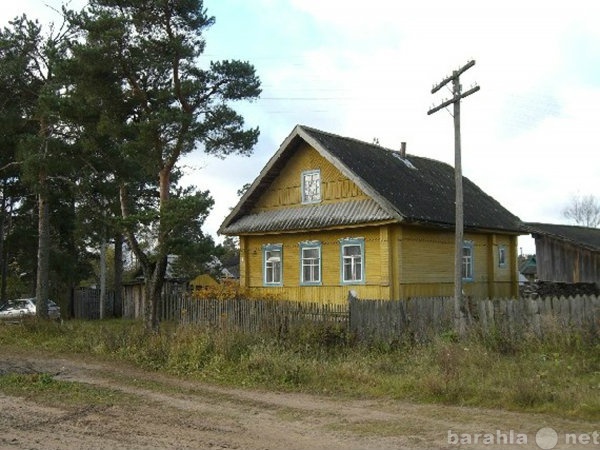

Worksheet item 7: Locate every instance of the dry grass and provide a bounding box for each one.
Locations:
[0,317,598,421]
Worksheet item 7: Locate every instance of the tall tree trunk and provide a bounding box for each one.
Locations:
[36,132,50,319]
[0,197,15,304]
[143,169,171,331]
[36,188,50,318]
[0,230,8,304]
[119,181,166,332]
[145,168,171,331]
[99,233,107,319]
[0,182,7,303]
[145,254,167,332]
[113,232,123,317]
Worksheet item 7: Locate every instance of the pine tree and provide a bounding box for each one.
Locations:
[0,16,77,317]
[66,0,261,331]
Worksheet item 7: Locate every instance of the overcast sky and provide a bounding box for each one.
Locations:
[4,1,600,254]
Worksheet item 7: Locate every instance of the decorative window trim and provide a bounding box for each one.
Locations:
[498,245,507,268]
[301,169,321,204]
[340,237,365,284]
[299,241,321,285]
[263,244,283,286]
[462,240,474,282]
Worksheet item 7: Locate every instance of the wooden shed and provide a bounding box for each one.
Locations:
[525,222,600,284]
[121,278,188,319]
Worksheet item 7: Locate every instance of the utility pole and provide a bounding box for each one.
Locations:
[427,60,480,335]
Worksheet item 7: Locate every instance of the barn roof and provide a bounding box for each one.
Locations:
[220,125,523,235]
[525,222,600,252]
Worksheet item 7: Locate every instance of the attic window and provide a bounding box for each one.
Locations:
[301,170,321,204]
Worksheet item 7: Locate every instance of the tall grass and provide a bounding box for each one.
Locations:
[0,317,598,420]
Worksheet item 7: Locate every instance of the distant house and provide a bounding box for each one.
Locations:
[205,255,239,280]
[519,255,537,283]
[525,222,600,284]
[219,125,524,303]
[189,273,219,290]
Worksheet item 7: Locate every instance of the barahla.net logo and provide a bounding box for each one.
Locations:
[448,427,600,448]
[448,429,528,446]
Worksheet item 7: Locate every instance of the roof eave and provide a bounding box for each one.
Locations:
[222,219,400,236]
[219,125,306,234]
[529,232,599,252]
[524,222,600,252]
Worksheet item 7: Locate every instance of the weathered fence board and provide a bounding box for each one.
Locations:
[349,296,455,342]
[73,288,115,319]
[350,295,599,343]
[159,295,348,334]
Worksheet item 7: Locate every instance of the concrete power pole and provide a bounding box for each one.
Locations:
[427,60,480,335]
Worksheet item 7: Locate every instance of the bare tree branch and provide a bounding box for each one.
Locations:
[563,194,600,228]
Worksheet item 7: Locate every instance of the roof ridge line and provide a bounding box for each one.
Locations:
[299,124,400,154]
[298,124,457,166]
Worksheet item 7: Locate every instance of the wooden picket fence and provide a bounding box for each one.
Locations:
[157,292,599,343]
[76,285,599,343]
[160,293,348,333]
[349,294,600,343]
[349,295,453,342]
[73,287,116,319]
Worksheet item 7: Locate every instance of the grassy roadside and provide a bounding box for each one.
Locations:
[0,371,137,409]
[0,318,598,421]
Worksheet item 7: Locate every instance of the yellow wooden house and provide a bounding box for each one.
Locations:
[219,125,524,304]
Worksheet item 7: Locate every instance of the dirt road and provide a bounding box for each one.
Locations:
[0,353,594,449]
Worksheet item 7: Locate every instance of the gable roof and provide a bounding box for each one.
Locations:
[220,125,523,235]
[525,222,600,252]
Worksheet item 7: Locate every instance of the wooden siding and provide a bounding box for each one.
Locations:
[536,235,600,284]
[239,224,519,303]
[253,143,369,212]
[241,226,392,304]
[395,226,517,299]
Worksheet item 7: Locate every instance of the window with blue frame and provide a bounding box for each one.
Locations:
[498,245,507,268]
[300,241,321,285]
[462,241,474,281]
[340,238,364,284]
[263,244,283,286]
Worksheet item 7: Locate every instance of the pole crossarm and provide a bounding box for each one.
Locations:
[427,85,480,115]
[430,60,476,94]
